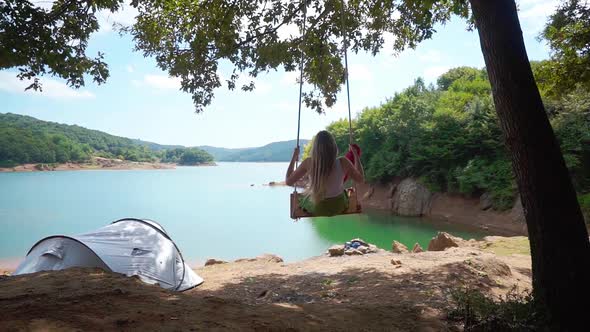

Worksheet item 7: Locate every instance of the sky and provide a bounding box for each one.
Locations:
[0,0,560,148]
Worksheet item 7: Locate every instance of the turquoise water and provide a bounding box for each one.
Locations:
[0,163,484,265]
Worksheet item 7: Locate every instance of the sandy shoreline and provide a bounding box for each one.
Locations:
[0,157,217,173]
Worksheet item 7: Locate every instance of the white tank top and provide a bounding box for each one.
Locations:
[324,158,345,198]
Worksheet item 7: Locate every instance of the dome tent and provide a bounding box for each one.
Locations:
[14,218,203,291]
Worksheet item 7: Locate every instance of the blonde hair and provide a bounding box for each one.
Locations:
[307,130,338,203]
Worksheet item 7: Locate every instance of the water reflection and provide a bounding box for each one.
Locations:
[308,209,486,249]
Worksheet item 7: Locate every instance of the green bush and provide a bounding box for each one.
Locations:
[319,66,590,211]
[0,160,18,168]
[578,193,590,224]
[448,288,545,331]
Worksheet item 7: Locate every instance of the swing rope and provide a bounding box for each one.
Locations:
[340,0,353,145]
[295,0,354,148]
[294,0,354,189]
[294,0,308,195]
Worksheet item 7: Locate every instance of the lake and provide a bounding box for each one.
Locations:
[0,163,485,266]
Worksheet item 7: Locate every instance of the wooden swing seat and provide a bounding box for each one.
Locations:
[290,187,362,219]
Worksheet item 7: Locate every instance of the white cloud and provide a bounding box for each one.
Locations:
[274,101,298,112]
[281,71,300,86]
[126,65,135,73]
[349,64,373,82]
[418,49,442,63]
[520,0,558,18]
[423,66,450,81]
[0,72,95,100]
[382,32,398,53]
[278,23,301,41]
[97,1,138,33]
[141,74,182,90]
[518,0,560,34]
[31,1,55,11]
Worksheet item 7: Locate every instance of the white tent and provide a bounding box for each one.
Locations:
[14,218,203,291]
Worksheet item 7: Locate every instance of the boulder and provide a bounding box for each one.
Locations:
[234,254,284,263]
[357,245,369,254]
[345,248,363,256]
[363,186,375,200]
[390,259,402,266]
[204,259,227,266]
[258,254,284,263]
[328,245,345,257]
[391,240,409,254]
[427,232,463,251]
[509,197,526,224]
[367,244,379,253]
[412,243,424,253]
[479,193,493,210]
[391,178,432,216]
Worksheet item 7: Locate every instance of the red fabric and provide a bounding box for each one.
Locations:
[343,144,361,182]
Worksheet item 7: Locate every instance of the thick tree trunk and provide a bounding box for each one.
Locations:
[469,0,590,329]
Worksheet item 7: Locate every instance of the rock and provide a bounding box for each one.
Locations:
[328,245,345,257]
[345,248,363,256]
[391,178,432,216]
[412,243,424,253]
[509,197,526,224]
[350,238,369,246]
[234,258,257,263]
[204,259,227,266]
[391,240,409,254]
[234,254,284,263]
[363,186,375,200]
[357,245,369,254]
[479,193,493,210]
[390,259,402,265]
[388,183,398,198]
[368,244,379,253]
[258,254,284,263]
[427,232,463,251]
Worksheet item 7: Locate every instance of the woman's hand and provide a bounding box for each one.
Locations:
[292,146,300,162]
[349,144,359,159]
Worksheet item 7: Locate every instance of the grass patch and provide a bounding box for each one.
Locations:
[448,287,544,331]
[578,193,590,224]
[480,237,530,256]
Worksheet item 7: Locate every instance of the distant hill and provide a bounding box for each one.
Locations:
[0,113,307,166]
[131,139,185,151]
[0,113,211,166]
[198,139,309,162]
[196,145,248,161]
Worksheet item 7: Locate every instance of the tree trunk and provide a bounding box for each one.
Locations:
[469,0,590,329]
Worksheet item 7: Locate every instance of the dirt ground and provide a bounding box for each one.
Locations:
[0,157,181,173]
[0,237,531,331]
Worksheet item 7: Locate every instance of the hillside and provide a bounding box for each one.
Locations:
[0,113,212,166]
[0,113,308,166]
[199,139,309,162]
[131,139,184,151]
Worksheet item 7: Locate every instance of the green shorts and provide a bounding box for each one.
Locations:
[298,191,349,217]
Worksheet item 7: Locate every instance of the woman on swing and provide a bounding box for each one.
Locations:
[286,130,365,216]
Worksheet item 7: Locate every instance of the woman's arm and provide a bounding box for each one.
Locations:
[285,147,310,186]
[350,145,365,179]
[341,155,364,184]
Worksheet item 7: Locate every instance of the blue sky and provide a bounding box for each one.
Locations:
[1,0,559,148]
